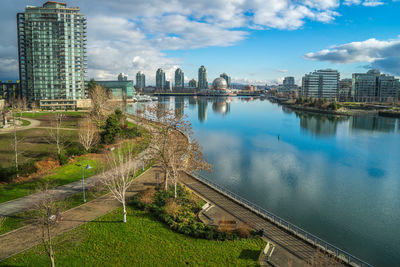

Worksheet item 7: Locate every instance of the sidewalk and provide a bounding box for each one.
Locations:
[0,165,161,261]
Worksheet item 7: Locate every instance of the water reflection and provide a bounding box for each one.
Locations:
[296,112,347,137]
[350,116,398,133]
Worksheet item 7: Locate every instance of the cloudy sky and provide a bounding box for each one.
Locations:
[0,0,399,85]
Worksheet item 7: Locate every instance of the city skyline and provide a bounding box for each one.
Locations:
[1,0,400,85]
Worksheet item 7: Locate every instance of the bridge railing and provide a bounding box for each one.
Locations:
[192,173,373,267]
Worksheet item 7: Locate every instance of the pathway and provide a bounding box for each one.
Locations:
[0,166,159,261]
[179,173,346,267]
[0,118,40,135]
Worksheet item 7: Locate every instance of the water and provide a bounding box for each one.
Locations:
[127,96,400,266]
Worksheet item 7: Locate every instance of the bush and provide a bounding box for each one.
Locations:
[101,114,122,144]
[65,142,86,157]
[0,161,38,183]
[121,126,142,139]
[58,152,69,165]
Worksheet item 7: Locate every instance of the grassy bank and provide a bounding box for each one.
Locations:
[1,207,264,266]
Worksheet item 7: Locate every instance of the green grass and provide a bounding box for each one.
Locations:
[1,207,264,266]
[0,188,107,235]
[20,119,31,126]
[0,157,102,204]
[19,111,87,118]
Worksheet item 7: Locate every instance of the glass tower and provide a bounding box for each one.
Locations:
[174,68,184,89]
[136,71,145,90]
[17,1,87,101]
[198,65,208,89]
[156,68,166,90]
[301,69,339,99]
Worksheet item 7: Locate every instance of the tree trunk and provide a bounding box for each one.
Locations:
[164,171,168,191]
[122,201,127,223]
[174,180,177,199]
[14,123,19,178]
[47,224,55,267]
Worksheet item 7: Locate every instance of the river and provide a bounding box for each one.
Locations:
[127,96,399,266]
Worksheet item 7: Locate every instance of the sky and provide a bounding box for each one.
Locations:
[0,0,400,85]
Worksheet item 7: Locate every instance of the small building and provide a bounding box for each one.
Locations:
[95,80,135,99]
[0,80,20,100]
[40,99,92,110]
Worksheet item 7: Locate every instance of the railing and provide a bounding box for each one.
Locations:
[192,173,374,267]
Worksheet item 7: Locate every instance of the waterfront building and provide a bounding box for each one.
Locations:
[165,81,172,91]
[136,71,145,90]
[198,65,208,89]
[17,1,87,101]
[352,69,400,102]
[0,80,20,100]
[174,68,184,90]
[279,76,297,92]
[95,74,135,99]
[220,73,231,88]
[156,68,166,90]
[188,79,197,88]
[301,69,339,99]
[339,79,352,101]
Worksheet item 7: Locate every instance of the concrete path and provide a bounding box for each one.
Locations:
[0,118,41,135]
[0,166,159,261]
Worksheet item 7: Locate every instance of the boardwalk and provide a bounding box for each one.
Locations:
[180,173,347,267]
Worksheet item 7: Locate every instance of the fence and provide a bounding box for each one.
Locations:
[192,173,373,267]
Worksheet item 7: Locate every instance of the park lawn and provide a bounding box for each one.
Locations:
[1,207,265,266]
[19,111,87,119]
[0,157,102,204]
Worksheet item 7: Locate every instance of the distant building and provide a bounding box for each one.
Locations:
[339,79,352,101]
[279,76,297,92]
[17,1,87,101]
[40,98,91,110]
[174,68,184,90]
[198,65,208,89]
[301,69,339,99]
[156,68,166,90]
[0,80,20,100]
[136,71,145,90]
[219,73,231,88]
[188,79,197,88]
[165,81,172,91]
[244,85,255,91]
[118,73,128,81]
[352,70,400,102]
[95,74,135,99]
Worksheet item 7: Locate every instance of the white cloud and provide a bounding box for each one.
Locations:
[304,37,400,75]
[343,0,385,6]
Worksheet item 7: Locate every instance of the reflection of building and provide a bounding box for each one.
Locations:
[197,98,207,122]
[198,65,208,89]
[188,96,196,108]
[301,69,339,99]
[136,71,145,90]
[18,2,87,101]
[299,113,341,137]
[156,68,166,90]
[174,68,184,90]
[350,116,396,132]
[188,79,197,88]
[0,80,20,100]
[211,97,230,116]
[174,96,184,119]
[352,70,400,102]
[220,73,231,88]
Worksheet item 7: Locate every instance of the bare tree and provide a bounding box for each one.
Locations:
[101,145,136,223]
[10,112,25,178]
[146,105,211,193]
[89,85,113,127]
[31,101,38,117]
[78,118,100,152]
[47,113,66,156]
[34,185,62,267]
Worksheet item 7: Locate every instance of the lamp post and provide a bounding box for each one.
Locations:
[81,159,92,202]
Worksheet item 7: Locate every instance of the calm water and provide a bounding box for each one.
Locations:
[128,96,399,266]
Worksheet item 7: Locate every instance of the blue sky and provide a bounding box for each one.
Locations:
[1,0,400,85]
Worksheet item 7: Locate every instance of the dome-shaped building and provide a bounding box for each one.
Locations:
[212,77,228,90]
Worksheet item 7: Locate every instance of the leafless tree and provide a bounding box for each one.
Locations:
[31,101,38,117]
[34,185,62,267]
[78,118,100,152]
[89,85,113,127]
[10,112,25,178]
[146,105,211,193]
[101,145,136,223]
[47,113,66,156]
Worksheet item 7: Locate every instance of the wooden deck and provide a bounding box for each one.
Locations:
[180,173,347,267]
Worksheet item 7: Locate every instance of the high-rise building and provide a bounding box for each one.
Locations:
[301,69,339,99]
[219,73,231,88]
[352,69,400,102]
[156,68,166,90]
[0,80,20,100]
[188,79,197,88]
[279,76,297,92]
[165,81,172,91]
[198,65,208,89]
[17,1,87,101]
[118,73,128,81]
[283,76,295,86]
[174,68,184,90]
[136,71,145,90]
[339,78,352,100]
